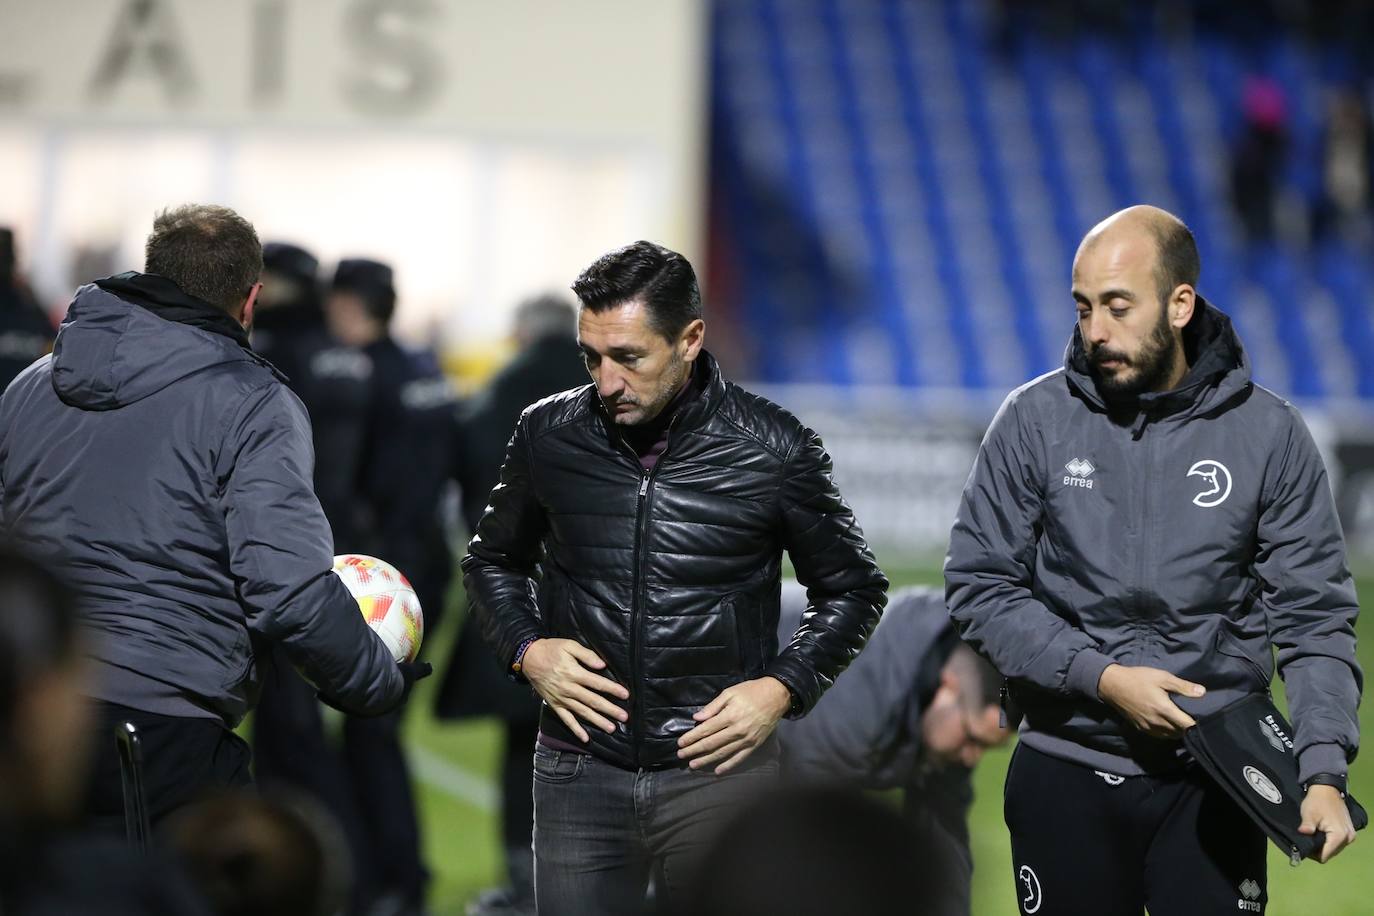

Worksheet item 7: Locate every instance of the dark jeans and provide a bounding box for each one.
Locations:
[532,742,781,916]
[1005,744,1267,916]
[84,701,252,830]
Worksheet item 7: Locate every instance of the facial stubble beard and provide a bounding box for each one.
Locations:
[612,345,688,427]
[1088,302,1180,403]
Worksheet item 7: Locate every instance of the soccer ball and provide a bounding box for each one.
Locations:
[332,554,424,664]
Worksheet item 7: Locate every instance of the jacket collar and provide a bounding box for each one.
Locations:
[95,271,252,352]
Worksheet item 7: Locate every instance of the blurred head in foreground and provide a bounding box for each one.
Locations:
[163,791,351,916]
[0,546,92,825]
[685,786,923,916]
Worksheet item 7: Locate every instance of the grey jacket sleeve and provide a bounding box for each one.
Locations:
[1256,405,1362,783]
[461,413,548,673]
[223,383,404,715]
[769,426,888,717]
[945,393,1115,698]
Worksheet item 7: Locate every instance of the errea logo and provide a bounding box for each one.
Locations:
[1064,458,1095,489]
[1237,878,1262,911]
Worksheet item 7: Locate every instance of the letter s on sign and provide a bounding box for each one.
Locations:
[344,0,442,116]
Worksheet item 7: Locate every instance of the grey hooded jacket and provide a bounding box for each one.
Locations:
[946,300,1361,783]
[0,274,403,727]
[777,582,954,789]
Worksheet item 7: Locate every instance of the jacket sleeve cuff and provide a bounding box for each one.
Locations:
[1066,647,1116,700]
[1298,744,1349,786]
[764,661,814,719]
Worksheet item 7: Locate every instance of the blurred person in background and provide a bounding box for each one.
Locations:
[0,228,55,392]
[463,240,887,916]
[947,206,1361,915]
[0,545,209,915]
[435,292,587,916]
[325,257,457,916]
[682,785,920,916]
[0,204,419,831]
[250,242,376,914]
[165,791,352,916]
[1312,86,1374,245]
[775,583,1008,916]
[1230,74,1290,242]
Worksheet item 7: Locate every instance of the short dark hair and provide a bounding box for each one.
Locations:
[1149,217,1200,306]
[145,204,263,313]
[331,258,396,325]
[571,240,702,340]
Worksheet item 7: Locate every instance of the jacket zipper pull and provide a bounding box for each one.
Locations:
[639,474,649,498]
[1290,846,1301,867]
[999,680,1009,729]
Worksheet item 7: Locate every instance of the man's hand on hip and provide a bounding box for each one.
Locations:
[1097,664,1205,739]
[1300,785,1357,863]
[677,676,792,775]
[521,638,629,743]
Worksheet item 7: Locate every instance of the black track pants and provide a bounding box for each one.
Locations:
[1004,744,1268,916]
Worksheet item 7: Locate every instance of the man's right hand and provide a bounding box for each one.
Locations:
[1097,664,1206,739]
[521,638,630,743]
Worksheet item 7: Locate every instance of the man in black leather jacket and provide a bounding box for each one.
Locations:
[462,240,887,915]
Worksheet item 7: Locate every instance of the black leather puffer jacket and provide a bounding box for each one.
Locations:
[462,352,887,769]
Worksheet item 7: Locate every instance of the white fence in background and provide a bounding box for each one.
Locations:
[754,385,1374,565]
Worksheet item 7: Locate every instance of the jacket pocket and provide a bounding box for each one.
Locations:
[1214,629,1272,692]
[532,744,587,784]
[220,624,253,691]
[729,593,766,678]
[539,575,571,637]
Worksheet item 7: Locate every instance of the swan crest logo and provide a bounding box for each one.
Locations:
[1018,865,1042,914]
[1187,460,1232,508]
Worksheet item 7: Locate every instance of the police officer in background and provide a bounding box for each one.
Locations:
[249,242,377,914]
[0,228,55,392]
[325,258,459,916]
[436,293,589,916]
[253,243,375,544]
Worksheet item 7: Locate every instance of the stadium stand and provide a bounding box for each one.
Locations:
[710,0,1374,401]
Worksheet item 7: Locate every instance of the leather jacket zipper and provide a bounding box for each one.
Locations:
[622,414,683,768]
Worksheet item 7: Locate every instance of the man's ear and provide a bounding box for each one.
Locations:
[680,318,705,361]
[1169,283,1196,329]
[240,282,262,329]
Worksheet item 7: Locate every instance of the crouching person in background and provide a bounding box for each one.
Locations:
[775,582,1010,916]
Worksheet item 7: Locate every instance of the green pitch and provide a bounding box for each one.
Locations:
[403,556,1374,915]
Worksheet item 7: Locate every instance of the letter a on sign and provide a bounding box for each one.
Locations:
[88,0,197,104]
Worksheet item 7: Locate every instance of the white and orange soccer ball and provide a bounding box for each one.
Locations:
[332,554,424,664]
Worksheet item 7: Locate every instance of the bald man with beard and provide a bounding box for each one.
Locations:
[946,206,1361,915]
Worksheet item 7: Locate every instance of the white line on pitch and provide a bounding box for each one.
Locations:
[408,743,499,812]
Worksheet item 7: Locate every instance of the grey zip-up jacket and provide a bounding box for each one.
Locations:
[945,300,1361,783]
[0,275,403,726]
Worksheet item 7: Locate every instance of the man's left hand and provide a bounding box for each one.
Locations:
[1299,785,1357,863]
[677,676,792,775]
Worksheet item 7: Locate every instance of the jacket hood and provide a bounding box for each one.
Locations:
[1063,297,1251,424]
[51,273,260,411]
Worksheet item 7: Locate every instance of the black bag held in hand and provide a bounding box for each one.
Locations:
[1182,694,1367,865]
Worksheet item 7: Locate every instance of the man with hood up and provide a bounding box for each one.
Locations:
[946,206,1361,915]
[0,204,424,827]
